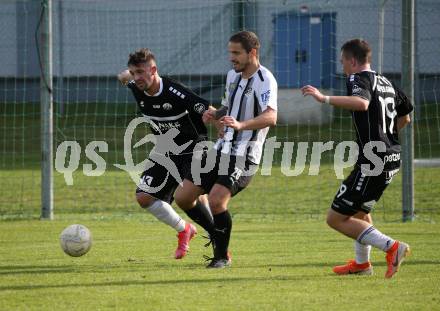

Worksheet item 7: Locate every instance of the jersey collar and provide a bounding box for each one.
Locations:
[242,65,263,80]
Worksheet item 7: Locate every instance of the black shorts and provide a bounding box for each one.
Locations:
[135,153,194,204]
[186,149,256,197]
[331,166,399,216]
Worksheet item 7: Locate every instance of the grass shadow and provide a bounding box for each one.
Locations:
[0,274,331,292]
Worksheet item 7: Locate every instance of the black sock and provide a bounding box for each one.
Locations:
[184,200,215,235]
[213,210,232,259]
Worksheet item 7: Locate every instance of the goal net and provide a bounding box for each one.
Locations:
[1,0,439,221]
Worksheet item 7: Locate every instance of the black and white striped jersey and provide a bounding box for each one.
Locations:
[214,65,278,164]
[127,77,208,154]
[347,71,413,171]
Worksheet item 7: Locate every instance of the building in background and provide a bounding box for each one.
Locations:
[1,0,439,109]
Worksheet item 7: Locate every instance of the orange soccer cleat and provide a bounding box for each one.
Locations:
[385,241,410,278]
[333,259,373,275]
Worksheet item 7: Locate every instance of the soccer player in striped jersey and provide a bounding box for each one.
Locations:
[301,39,413,278]
[175,31,278,268]
[118,48,215,259]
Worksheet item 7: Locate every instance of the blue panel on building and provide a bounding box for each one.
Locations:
[274,11,336,88]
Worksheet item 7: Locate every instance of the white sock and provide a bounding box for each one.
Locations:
[357,226,395,252]
[354,241,371,264]
[148,200,186,232]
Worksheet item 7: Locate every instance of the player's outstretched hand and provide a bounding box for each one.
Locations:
[202,107,216,124]
[117,70,133,86]
[301,85,325,103]
[220,116,242,131]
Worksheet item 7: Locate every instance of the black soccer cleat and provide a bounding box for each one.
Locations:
[206,257,231,269]
[204,252,232,269]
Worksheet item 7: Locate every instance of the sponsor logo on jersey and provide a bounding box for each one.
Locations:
[244,87,253,97]
[352,84,362,94]
[261,90,271,105]
[162,103,172,110]
[157,121,181,131]
[194,103,206,114]
[139,101,145,108]
[383,153,400,164]
[153,105,161,109]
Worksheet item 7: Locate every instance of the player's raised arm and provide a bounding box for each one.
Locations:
[301,85,369,111]
[117,69,133,86]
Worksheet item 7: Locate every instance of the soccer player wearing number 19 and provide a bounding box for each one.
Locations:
[301,39,413,278]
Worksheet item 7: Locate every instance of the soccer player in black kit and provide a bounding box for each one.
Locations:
[118,48,214,259]
[301,39,413,278]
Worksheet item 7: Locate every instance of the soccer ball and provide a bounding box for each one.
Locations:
[60,224,92,257]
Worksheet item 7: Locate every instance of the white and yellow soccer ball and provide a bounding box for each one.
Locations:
[59,224,92,257]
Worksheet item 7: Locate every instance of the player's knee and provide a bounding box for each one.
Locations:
[135,192,155,208]
[326,207,352,230]
[208,196,227,214]
[174,190,194,210]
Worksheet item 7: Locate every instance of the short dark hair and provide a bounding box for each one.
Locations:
[229,31,260,53]
[127,48,156,66]
[341,39,371,65]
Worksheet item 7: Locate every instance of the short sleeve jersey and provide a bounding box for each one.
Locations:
[214,65,278,164]
[346,71,413,170]
[127,77,208,154]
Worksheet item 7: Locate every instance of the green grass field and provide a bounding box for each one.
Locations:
[0,165,440,310]
[1,219,439,310]
[1,165,440,222]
